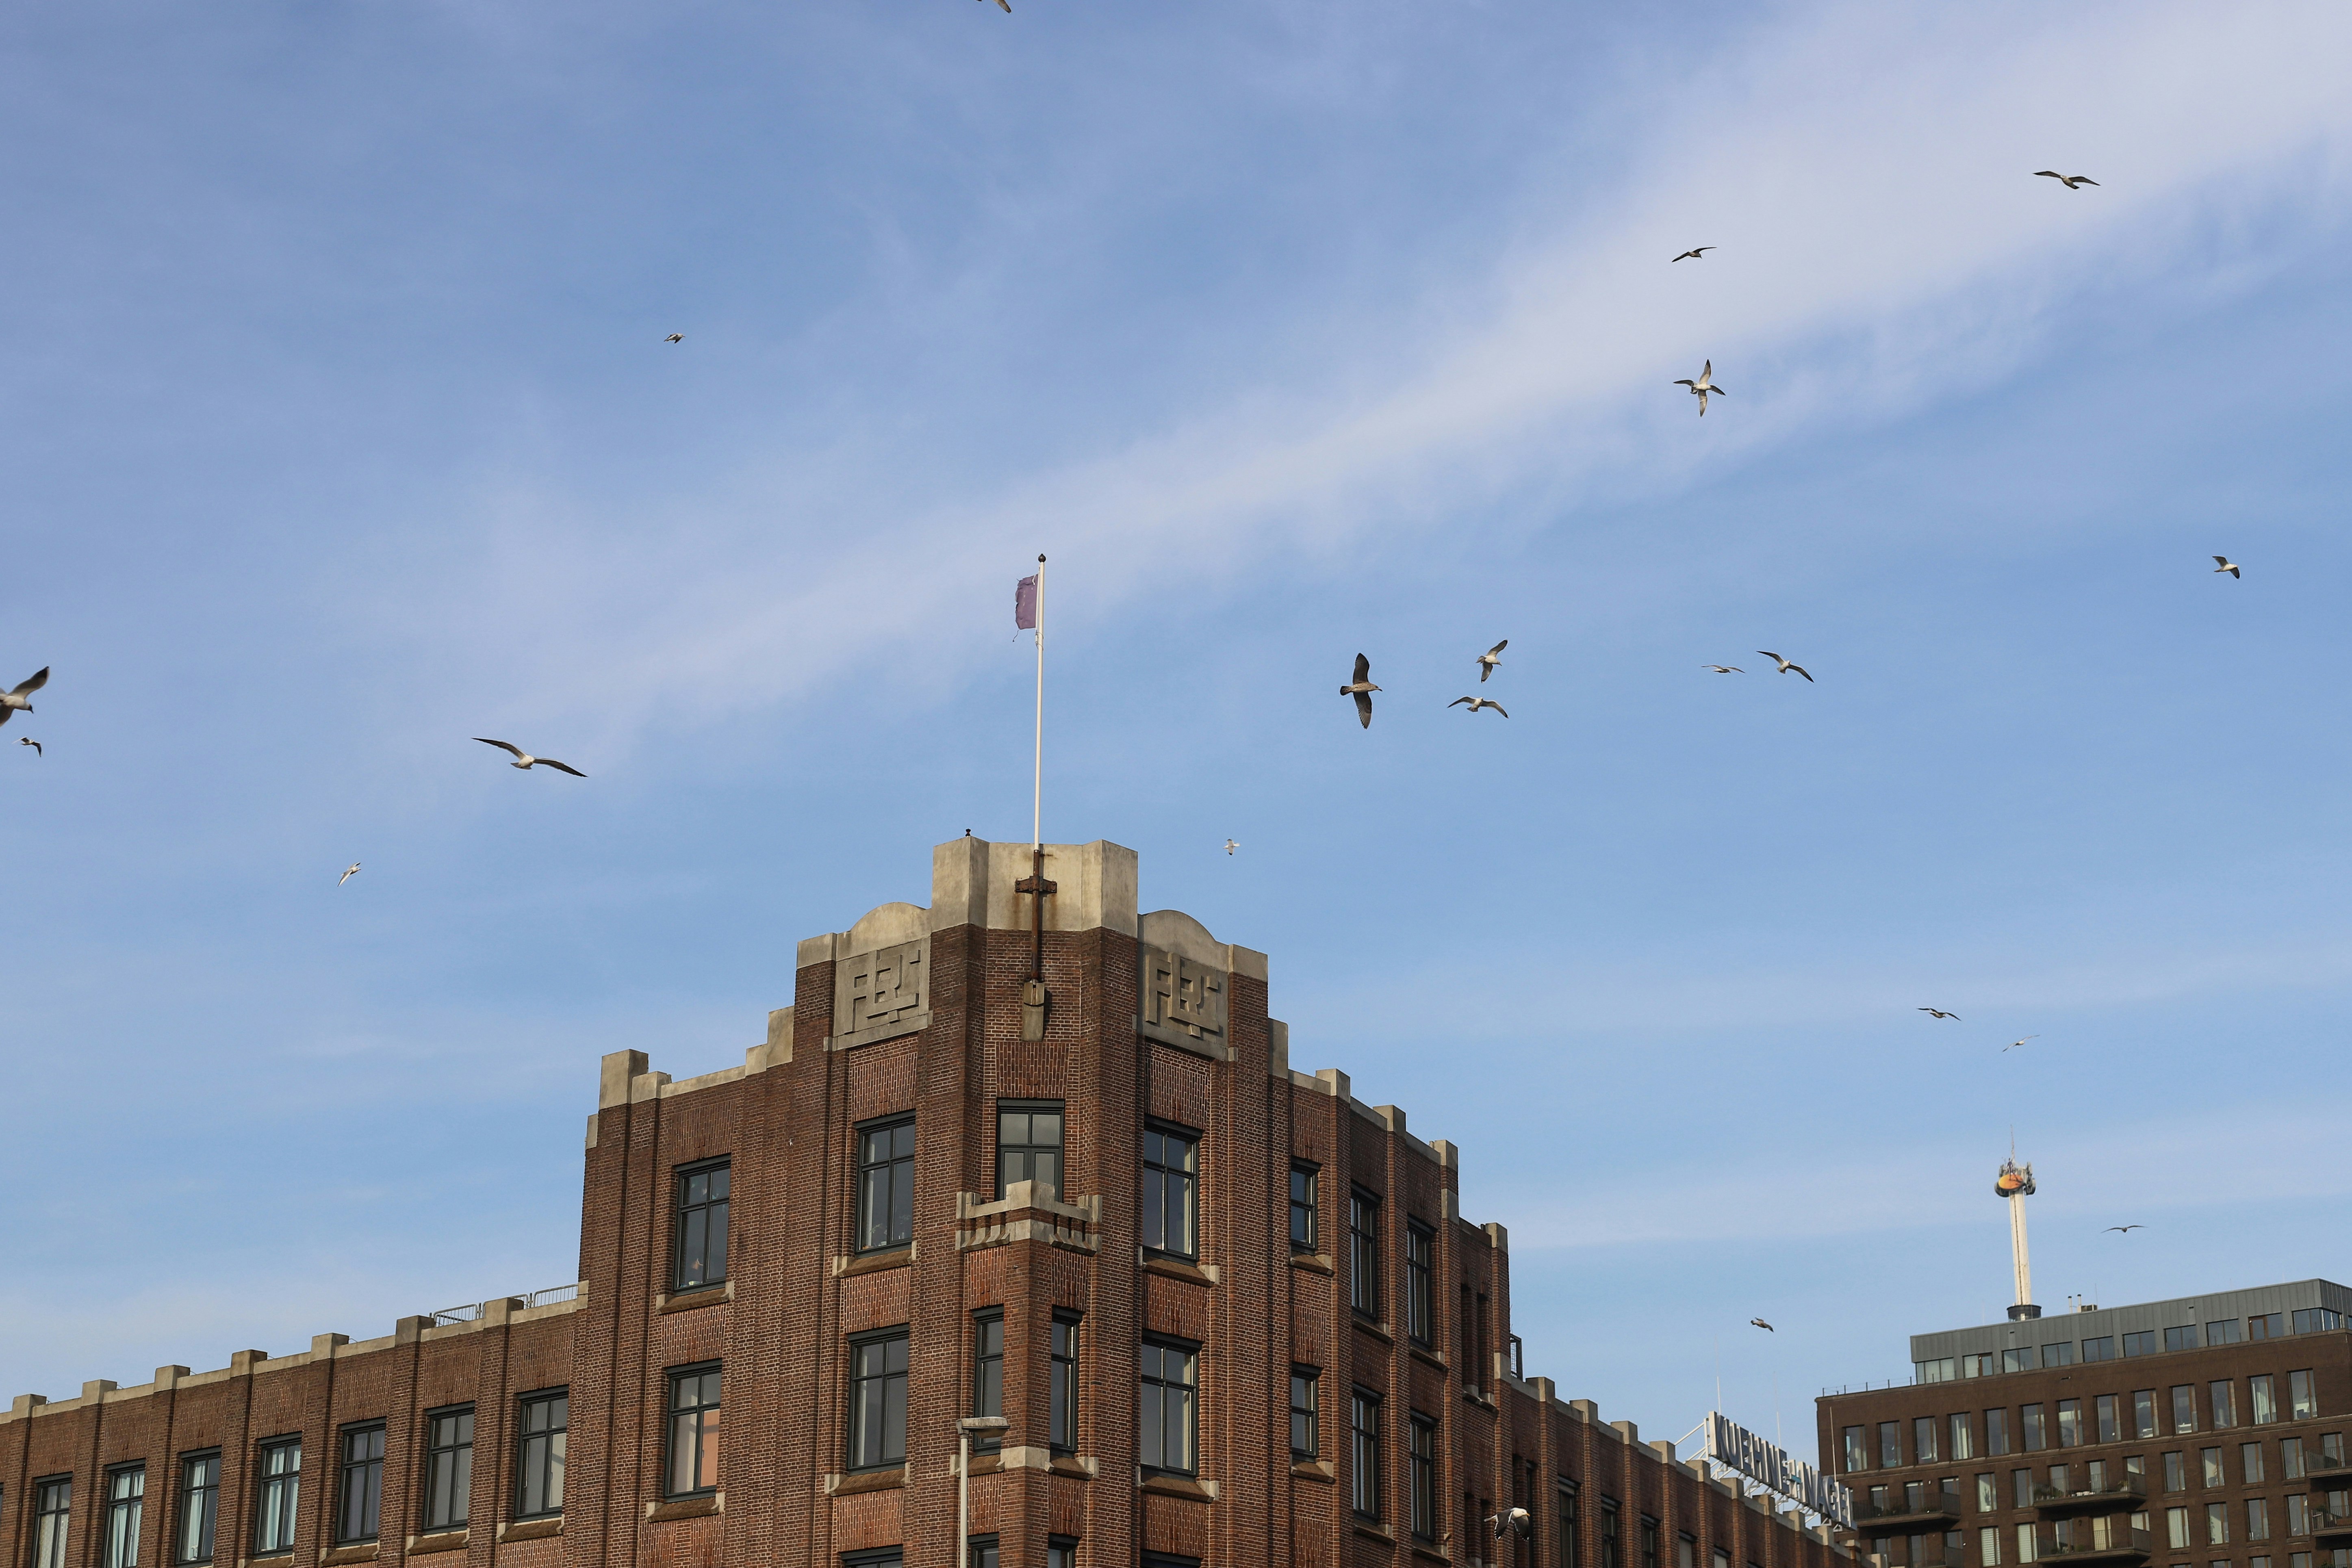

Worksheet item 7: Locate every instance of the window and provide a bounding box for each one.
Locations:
[2211,1503,2230,1545]
[2246,1445,2270,1485]
[1291,1368,1320,1457]
[2296,1311,2343,1335]
[1955,1414,1978,1460]
[2046,1344,2076,1368]
[2139,1392,2162,1440]
[1602,1498,1621,1568]
[1142,1126,1199,1258]
[2100,1397,2122,1444]
[1290,1164,1319,1250]
[1050,1313,1080,1453]
[1979,1475,1998,1512]
[1989,1410,2011,1456]
[846,1334,907,1472]
[2293,1373,2318,1421]
[1406,1223,1435,1346]
[2214,1385,2239,1430]
[2166,1454,2186,1491]
[1141,1338,1198,1475]
[1679,1536,1697,1568]
[2255,1378,2280,1426]
[105,1468,144,1568]
[856,1120,915,1254]
[971,1311,1005,1454]
[336,1425,386,1544]
[668,1364,723,1494]
[1966,1353,1997,1379]
[1047,1541,1078,1568]
[2015,1470,2037,1508]
[177,1455,219,1565]
[2007,1349,2035,1375]
[1559,1481,1580,1568]
[2024,1406,2048,1452]
[673,1158,729,1288]
[1980,1527,2001,1566]
[2289,1496,2310,1536]
[1348,1191,1380,1319]
[968,1537,998,1568]
[1848,1427,1871,1473]
[2176,1388,2201,1434]
[2288,1440,2308,1480]
[1643,1516,1661,1568]
[35,1479,72,1568]
[997,1102,1063,1200]
[253,1440,301,1556]
[1352,1390,1382,1518]
[2202,1449,2224,1488]
[515,1392,566,1519]
[2085,1338,2117,1363]
[424,1411,473,1532]
[2089,1460,2110,1494]
[1922,1359,1957,1383]
[1919,1417,1941,1463]
[2126,1332,2159,1358]
[1886,1423,1906,1467]
[2254,1315,2287,1342]
[2251,1500,2272,1540]
[2171,1509,2194,1550]
[2060,1401,2083,1447]
[2210,1321,2245,1347]
[2048,1468,2071,1501]
[2168,1327,2202,1354]
[2016,1523,2038,1563]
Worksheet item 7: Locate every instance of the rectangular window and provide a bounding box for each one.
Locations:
[177,1456,219,1564]
[1141,1338,1199,1475]
[1643,1517,1661,1568]
[970,1311,1004,1454]
[2168,1327,2202,1354]
[1955,1414,1978,1461]
[2024,1406,2048,1452]
[253,1439,301,1557]
[1848,1427,1870,1473]
[846,1335,907,1472]
[2209,1321,2245,1347]
[1142,1126,1199,1258]
[1348,1191,1380,1319]
[2251,1500,2272,1540]
[2176,1387,2199,1434]
[1886,1423,1906,1467]
[2089,1460,2110,1494]
[1679,1536,1697,1568]
[1979,1475,1998,1512]
[1922,1359,1957,1384]
[2255,1378,2280,1426]
[2288,1440,2308,1480]
[105,1467,144,1568]
[673,1158,730,1288]
[2253,1315,2287,1341]
[1047,1542,1078,1568]
[2293,1373,2318,1421]
[997,1102,1063,1200]
[2247,1445,2270,1485]
[2171,1509,2194,1550]
[2210,1503,2230,1545]
[2214,1385,2239,1430]
[2203,1449,2224,1488]
[1351,1391,1382,1519]
[515,1392,567,1519]
[1291,1368,1320,1457]
[1980,1527,2001,1566]
[2126,1332,2159,1358]
[1050,1314,1080,1453]
[2139,1392,2162,1440]
[422,1411,471,1533]
[35,1479,72,1568]
[2101,1397,2122,1444]
[2060,1401,2083,1447]
[1559,1482,1580,1568]
[2295,1310,2344,1335]
[1290,1164,1318,1251]
[1602,1498,1621,1568]
[2016,1523,2038,1563]
[2017,1471,2037,1508]
[2167,1454,2187,1491]
[1989,1410,2011,1456]
[2289,1496,2310,1536]
[2007,1349,2035,1375]
[1406,1223,1435,1345]
[337,1425,386,1544]
[968,1537,998,1568]
[668,1365,723,1495]
[1919,1417,1941,1463]
[2085,1338,2117,1363]
[1965,1353,1997,1379]
[2046,1344,2076,1368]
[856,1120,915,1253]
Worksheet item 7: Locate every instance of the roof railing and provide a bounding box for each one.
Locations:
[430,1282,583,1326]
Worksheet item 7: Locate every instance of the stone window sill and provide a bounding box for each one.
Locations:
[497,1518,563,1544]
[322,1548,379,1566]
[1141,1473,1217,1501]
[834,1249,913,1279]
[1408,1346,1449,1374]
[644,1493,722,1521]
[1354,1521,1397,1544]
[1291,1460,1336,1483]
[656,1280,734,1314]
[1143,1256,1219,1287]
[1289,1252,1336,1276]
[1048,1455,1097,1480]
[826,1468,906,1497]
[1354,1317,1394,1346]
[405,1531,468,1557]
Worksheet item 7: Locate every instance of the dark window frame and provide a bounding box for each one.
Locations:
[1410,1414,1440,1542]
[971,1310,1005,1455]
[1049,1311,1081,1454]
[995,1100,1064,1201]
[419,1405,473,1533]
[1291,1162,1319,1252]
[853,1116,916,1256]
[671,1157,731,1291]
[1140,1334,1200,1477]
[967,1534,999,1568]
[1142,1121,1201,1260]
[1349,1189,1381,1320]
[104,1464,145,1568]
[1601,1495,1622,1568]
[1351,1387,1383,1520]
[514,1389,568,1520]
[175,1452,221,1566]
[846,1329,910,1474]
[1557,1479,1581,1568]
[334,1422,386,1545]
[1405,1221,1435,1346]
[1291,1366,1321,1459]
[34,1476,73,1568]
[665,1362,723,1499]
[251,1436,302,1558]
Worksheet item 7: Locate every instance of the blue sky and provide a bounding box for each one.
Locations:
[6,0,2351,1460]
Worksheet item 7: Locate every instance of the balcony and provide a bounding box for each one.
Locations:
[2312,1509,2352,1541]
[2041,1527,2151,1565]
[2034,1477,2149,1516]
[1854,1497,1963,1531]
[2303,1449,2352,1486]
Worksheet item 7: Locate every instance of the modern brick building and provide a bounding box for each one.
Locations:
[4,836,1857,1568]
[1814,1282,2352,1568]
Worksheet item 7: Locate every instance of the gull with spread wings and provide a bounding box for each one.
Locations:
[473,737,587,776]
[1339,655,1380,729]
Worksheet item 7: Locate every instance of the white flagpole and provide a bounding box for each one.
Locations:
[1032,553,1045,853]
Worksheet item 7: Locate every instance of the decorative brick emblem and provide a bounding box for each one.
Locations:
[1138,943,1227,1058]
[832,938,931,1049]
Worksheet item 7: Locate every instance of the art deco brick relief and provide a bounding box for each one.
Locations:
[1137,941,1228,1058]
[831,936,931,1049]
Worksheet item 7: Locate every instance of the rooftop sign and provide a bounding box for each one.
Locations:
[1703,1411,1852,1529]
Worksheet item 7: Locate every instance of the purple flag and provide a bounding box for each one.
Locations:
[1014,572,1039,630]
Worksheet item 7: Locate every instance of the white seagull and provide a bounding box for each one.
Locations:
[1670,247,1715,262]
[1449,696,1508,718]
[2213,556,2241,578]
[1757,651,1813,682]
[1224,839,1239,856]
[18,737,40,757]
[1477,639,1508,681]
[1673,360,1726,416]
[1704,665,1744,674]
[2003,1035,2040,1052]
[0,666,48,728]
[2033,171,2099,190]
[340,862,361,886]
[664,333,684,343]
[1339,654,1380,729]
[1919,1008,1961,1021]
[473,737,588,776]
[1490,1508,1533,1541]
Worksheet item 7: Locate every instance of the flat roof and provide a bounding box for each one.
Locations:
[1910,1278,2352,1365]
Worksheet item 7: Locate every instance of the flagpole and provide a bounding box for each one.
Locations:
[1032,553,1045,854]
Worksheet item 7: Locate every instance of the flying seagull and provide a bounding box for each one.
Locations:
[1224,839,1239,856]
[0,666,48,728]
[18,737,39,757]
[473,737,587,776]
[1671,247,1715,262]
[339,862,361,886]
[1339,654,1380,729]
[1757,651,1812,682]
[2213,556,2241,578]
[663,333,684,344]
[1478,639,1508,681]
[1704,665,1744,674]
[1489,1508,1534,1542]
[1449,696,1508,718]
[2034,171,2099,190]
[1919,1008,1961,1020]
[981,0,1011,11]
[1750,1318,1775,1332]
[1674,360,1726,416]
[2105,1225,2144,1234]
[2003,1035,2040,1052]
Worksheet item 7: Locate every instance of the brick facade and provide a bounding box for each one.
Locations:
[4,837,1854,1568]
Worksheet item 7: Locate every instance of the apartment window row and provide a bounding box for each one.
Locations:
[1846,1376,2324,1472]
[1917,1314,2341,1384]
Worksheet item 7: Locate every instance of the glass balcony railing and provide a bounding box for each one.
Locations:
[2034,1476,2149,1512]
[1854,1497,1964,1526]
[2044,1527,2151,1560]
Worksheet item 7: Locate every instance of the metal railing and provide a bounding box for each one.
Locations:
[430,1282,583,1325]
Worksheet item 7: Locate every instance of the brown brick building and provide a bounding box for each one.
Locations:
[1814,1282,2352,1568]
[4,836,1857,1568]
